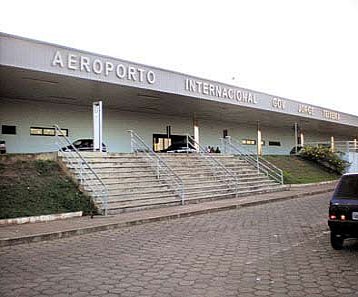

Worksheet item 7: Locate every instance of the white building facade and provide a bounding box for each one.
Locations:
[1,33,357,154]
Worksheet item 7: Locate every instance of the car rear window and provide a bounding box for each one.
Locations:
[335,175,358,199]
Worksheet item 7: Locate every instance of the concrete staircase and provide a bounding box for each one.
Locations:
[59,152,285,214]
[216,154,284,194]
[159,154,284,204]
[59,152,181,214]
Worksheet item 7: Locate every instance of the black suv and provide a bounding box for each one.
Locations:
[61,139,107,152]
[160,142,196,153]
[328,173,358,249]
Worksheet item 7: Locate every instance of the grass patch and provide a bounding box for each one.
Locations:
[264,155,340,184]
[0,159,97,219]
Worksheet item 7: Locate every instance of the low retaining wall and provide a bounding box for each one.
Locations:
[0,152,58,162]
[0,211,83,226]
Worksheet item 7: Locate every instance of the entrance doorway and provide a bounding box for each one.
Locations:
[153,134,187,152]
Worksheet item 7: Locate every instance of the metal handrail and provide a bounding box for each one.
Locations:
[54,124,108,215]
[186,135,238,196]
[127,130,185,205]
[222,136,284,185]
[305,141,358,153]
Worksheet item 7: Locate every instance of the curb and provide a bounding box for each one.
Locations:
[0,211,83,226]
[0,187,334,247]
[288,180,338,188]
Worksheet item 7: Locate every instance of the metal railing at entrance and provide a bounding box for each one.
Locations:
[222,136,284,185]
[128,130,185,205]
[304,141,358,154]
[54,124,109,215]
[186,135,239,196]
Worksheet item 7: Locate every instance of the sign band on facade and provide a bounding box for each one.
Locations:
[185,78,258,105]
[52,51,156,84]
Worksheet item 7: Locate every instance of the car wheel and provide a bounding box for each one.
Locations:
[330,232,344,250]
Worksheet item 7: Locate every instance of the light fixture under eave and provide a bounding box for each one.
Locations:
[22,77,59,84]
[137,93,161,100]
[140,107,161,112]
[49,96,78,101]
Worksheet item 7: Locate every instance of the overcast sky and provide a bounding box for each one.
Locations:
[1,0,358,115]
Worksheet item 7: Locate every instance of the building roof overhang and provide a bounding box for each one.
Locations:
[0,32,357,137]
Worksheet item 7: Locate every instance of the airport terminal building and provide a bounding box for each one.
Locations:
[1,32,358,155]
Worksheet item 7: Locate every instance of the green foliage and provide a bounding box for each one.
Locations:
[264,155,340,184]
[0,160,97,219]
[299,146,349,174]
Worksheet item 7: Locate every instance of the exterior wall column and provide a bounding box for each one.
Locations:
[193,117,199,151]
[257,121,262,156]
[331,136,335,152]
[300,132,304,147]
[294,122,298,154]
[354,139,357,151]
[93,101,103,152]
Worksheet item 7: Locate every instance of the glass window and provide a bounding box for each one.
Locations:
[43,128,55,136]
[60,129,68,137]
[269,141,281,146]
[2,125,17,135]
[242,139,256,145]
[30,127,68,137]
[30,128,43,135]
[335,175,358,199]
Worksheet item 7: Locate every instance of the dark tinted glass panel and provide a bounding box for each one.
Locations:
[2,125,16,135]
[269,141,281,146]
[335,175,358,199]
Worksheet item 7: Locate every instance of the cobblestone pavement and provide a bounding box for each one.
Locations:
[0,193,357,297]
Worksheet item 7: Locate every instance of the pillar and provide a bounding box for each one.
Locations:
[93,101,103,152]
[193,118,199,151]
[300,132,304,147]
[294,122,298,154]
[331,136,335,152]
[257,122,262,156]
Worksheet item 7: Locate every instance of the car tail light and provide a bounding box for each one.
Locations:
[340,215,346,221]
[329,214,337,220]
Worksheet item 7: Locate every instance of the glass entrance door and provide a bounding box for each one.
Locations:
[153,134,187,152]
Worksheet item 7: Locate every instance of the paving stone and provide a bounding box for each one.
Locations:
[1,193,357,296]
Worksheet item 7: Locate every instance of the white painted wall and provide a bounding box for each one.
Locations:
[0,98,347,155]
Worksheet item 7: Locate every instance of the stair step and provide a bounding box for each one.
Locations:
[184,185,285,204]
[107,190,176,200]
[66,163,152,169]
[60,151,285,215]
[70,167,154,174]
[86,183,169,191]
[108,197,181,214]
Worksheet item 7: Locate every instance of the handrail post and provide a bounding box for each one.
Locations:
[224,136,284,185]
[103,190,108,216]
[129,130,134,153]
[186,135,189,154]
[127,130,185,205]
[80,161,83,183]
[54,124,109,216]
[187,134,237,194]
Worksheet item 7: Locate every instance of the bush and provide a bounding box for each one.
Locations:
[299,146,349,174]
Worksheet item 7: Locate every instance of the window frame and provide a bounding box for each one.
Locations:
[242,139,256,145]
[30,127,68,137]
[2,125,17,135]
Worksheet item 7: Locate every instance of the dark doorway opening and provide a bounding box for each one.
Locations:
[153,134,187,152]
